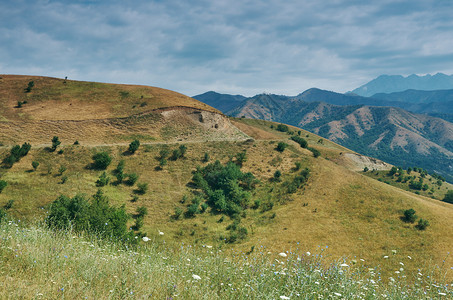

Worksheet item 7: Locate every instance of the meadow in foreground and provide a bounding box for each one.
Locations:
[1,219,452,299]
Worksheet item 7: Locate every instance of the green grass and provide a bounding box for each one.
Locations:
[0,219,451,299]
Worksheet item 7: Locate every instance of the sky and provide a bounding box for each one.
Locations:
[1,0,453,97]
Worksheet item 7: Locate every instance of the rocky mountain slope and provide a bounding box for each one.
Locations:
[228,94,453,182]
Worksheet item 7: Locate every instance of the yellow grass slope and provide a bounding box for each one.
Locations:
[0,75,249,145]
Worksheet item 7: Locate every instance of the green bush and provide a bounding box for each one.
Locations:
[273,170,282,182]
[136,206,148,218]
[51,136,61,152]
[32,161,40,171]
[92,152,112,170]
[290,136,307,148]
[307,147,321,158]
[96,172,110,187]
[276,124,289,132]
[3,199,14,210]
[443,190,453,204]
[191,160,257,217]
[136,183,148,195]
[0,180,7,193]
[126,173,139,186]
[416,218,429,230]
[128,139,140,154]
[46,190,133,242]
[402,208,417,223]
[202,152,210,163]
[276,142,288,152]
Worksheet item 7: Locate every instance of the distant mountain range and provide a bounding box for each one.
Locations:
[350,73,453,97]
[226,93,453,182]
[191,91,246,112]
[193,82,453,182]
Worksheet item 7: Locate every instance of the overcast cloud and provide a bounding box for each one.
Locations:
[1,0,453,96]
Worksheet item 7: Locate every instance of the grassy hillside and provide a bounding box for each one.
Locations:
[1,76,453,288]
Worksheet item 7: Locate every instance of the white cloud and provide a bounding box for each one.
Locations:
[1,0,453,96]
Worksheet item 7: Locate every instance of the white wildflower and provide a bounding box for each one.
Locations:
[439,292,447,296]
[280,296,290,300]
[334,292,342,296]
[279,252,287,258]
[306,251,311,256]
[340,263,349,267]
[158,231,164,236]
[383,256,389,259]
[142,237,149,242]
[391,250,397,255]
[192,274,201,280]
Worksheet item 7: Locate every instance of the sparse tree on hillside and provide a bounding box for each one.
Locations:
[51,136,61,152]
[276,142,288,152]
[92,152,112,170]
[32,161,39,171]
[128,139,140,154]
[444,190,453,204]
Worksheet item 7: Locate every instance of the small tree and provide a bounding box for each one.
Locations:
[202,152,210,163]
[32,161,40,171]
[136,206,148,218]
[128,139,140,154]
[25,81,34,93]
[50,136,61,152]
[92,152,112,170]
[0,180,7,193]
[443,190,453,204]
[363,166,369,172]
[273,170,282,182]
[402,208,417,223]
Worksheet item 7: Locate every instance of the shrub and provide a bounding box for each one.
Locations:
[173,207,183,220]
[363,167,369,172]
[159,149,169,159]
[234,151,247,167]
[114,160,125,175]
[308,147,320,158]
[58,165,67,176]
[96,172,110,187]
[136,183,148,195]
[126,173,139,186]
[92,152,112,170]
[178,145,187,158]
[61,175,68,184]
[273,170,282,182]
[46,190,133,242]
[294,162,302,171]
[133,216,144,231]
[136,206,148,218]
[444,190,453,204]
[276,124,289,132]
[416,218,429,230]
[202,152,210,163]
[402,208,417,223]
[3,199,14,210]
[32,161,40,171]
[128,139,140,154]
[159,158,167,169]
[290,136,308,148]
[276,142,288,152]
[51,136,61,152]
[0,180,7,193]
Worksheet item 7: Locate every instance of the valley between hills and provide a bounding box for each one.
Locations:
[1,75,453,298]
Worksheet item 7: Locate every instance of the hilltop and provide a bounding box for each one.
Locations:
[0,75,453,283]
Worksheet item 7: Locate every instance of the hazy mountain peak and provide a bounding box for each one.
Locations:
[351,73,453,97]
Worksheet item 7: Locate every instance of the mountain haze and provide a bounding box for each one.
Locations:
[351,73,453,97]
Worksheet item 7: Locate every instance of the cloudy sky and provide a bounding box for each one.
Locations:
[1,0,453,97]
